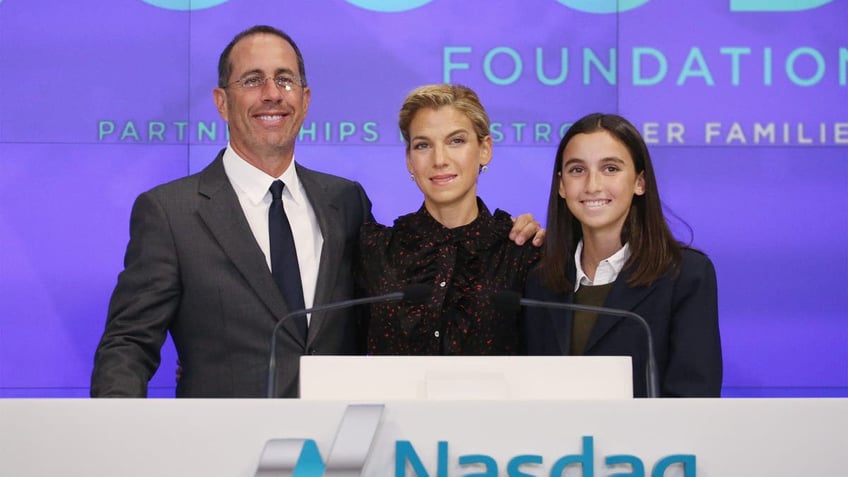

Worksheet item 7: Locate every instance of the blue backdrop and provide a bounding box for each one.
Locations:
[0,0,846,397]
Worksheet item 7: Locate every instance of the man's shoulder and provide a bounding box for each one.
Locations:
[296,163,362,189]
[140,171,204,202]
[141,155,224,197]
[296,163,371,210]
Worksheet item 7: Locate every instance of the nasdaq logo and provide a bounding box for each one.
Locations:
[254,404,384,477]
[397,436,697,476]
[731,0,833,11]
[140,0,230,11]
[344,0,434,12]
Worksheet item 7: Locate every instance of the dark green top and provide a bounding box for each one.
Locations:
[570,282,614,356]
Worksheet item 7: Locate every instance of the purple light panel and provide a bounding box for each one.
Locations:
[1,0,845,397]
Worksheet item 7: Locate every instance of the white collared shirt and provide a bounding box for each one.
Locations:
[222,146,323,321]
[573,241,631,292]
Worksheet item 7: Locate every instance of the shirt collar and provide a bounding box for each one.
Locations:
[395,198,504,252]
[222,145,305,206]
[574,240,631,292]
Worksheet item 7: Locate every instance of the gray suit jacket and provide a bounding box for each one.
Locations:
[91,150,373,397]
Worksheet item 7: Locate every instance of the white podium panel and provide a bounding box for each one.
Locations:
[300,355,633,400]
[1,399,845,476]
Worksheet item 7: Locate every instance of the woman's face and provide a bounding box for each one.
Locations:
[558,130,645,237]
[406,106,492,216]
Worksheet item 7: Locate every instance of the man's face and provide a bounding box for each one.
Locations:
[213,33,310,163]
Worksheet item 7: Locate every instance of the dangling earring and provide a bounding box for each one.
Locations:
[409,173,415,181]
[480,165,488,173]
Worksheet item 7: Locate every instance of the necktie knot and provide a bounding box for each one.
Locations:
[269,180,285,200]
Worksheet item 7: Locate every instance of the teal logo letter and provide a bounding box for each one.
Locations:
[140,0,230,11]
[554,0,651,14]
[141,0,228,11]
[345,0,434,12]
[730,0,833,11]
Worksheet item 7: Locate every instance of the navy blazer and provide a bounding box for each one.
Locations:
[524,248,722,397]
[91,150,373,397]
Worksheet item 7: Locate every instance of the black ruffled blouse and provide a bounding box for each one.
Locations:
[357,198,539,355]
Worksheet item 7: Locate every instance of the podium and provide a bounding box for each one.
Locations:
[1,346,843,477]
[1,398,845,476]
[299,355,634,400]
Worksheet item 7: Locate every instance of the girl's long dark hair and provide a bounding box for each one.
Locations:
[538,113,682,292]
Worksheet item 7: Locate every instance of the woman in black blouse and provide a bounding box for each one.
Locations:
[358,84,540,356]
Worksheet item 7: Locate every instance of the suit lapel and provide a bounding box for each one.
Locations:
[297,165,344,345]
[195,152,306,347]
[584,268,656,352]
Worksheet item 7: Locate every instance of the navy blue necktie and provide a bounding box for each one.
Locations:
[269,180,307,340]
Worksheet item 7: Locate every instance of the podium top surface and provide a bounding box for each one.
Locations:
[299,355,633,400]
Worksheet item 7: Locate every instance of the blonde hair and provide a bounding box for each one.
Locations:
[398,84,490,150]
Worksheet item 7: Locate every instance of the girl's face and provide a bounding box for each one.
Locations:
[559,130,645,237]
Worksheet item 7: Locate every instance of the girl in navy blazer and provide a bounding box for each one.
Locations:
[525,113,722,397]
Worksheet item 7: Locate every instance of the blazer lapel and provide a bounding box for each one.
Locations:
[297,165,345,345]
[195,152,306,347]
[584,269,656,352]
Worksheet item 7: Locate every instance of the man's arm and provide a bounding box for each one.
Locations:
[91,191,181,397]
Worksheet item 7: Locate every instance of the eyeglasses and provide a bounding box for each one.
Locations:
[224,74,304,92]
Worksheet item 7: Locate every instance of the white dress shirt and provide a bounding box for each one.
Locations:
[573,241,631,292]
[222,146,323,323]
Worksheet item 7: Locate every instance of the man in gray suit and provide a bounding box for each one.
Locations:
[91,25,541,398]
